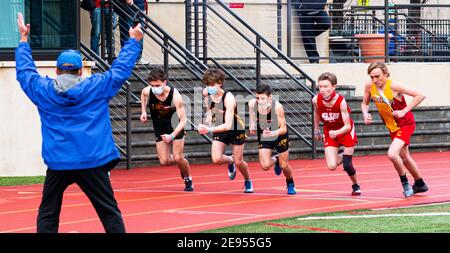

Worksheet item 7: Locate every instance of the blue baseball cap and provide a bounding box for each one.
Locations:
[56,50,82,70]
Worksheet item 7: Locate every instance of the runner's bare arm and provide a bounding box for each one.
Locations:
[335,99,352,136]
[248,99,257,135]
[361,81,373,124]
[212,93,235,133]
[171,89,187,137]
[390,82,426,118]
[312,95,322,140]
[140,86,150,123]
[275,102,287,136]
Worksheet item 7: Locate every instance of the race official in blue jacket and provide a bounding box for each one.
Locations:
[15,12,143,233]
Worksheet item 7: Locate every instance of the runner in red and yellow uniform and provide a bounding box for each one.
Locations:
[361,62,429,198]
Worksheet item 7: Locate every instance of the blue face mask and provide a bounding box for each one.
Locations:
[152,86,164,96]
[207,86,218,95]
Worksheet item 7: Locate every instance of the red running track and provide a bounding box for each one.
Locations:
[1,151,449,233]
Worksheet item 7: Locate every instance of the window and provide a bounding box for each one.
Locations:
[0,0,24,48]
[0,0,79,60]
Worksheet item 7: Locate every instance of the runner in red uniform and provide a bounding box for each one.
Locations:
[312,72,361,195]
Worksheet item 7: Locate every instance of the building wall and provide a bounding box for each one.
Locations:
[2,1,449,176]
[347,0,450,20]
[0,62,45,176]
[80,0,330,63]
[1,60,449,176]
[298,62,450,106]
[0,61,93,176]
[80,0,450,61]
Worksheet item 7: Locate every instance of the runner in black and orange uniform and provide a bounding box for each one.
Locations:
[248,84,296,195]
[197,68,253,193]
[140,67,193,191]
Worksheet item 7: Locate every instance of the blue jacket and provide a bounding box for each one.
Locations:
[15,39,141,170]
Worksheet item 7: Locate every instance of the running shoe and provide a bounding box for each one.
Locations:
[412,183,429,194]
[287,183,296,195]
[351,184,361,196]
[402,182,414,198]
[244,180,253,193]
[274,155,282,176]
[228,162,236,180]
[184,178,194,192]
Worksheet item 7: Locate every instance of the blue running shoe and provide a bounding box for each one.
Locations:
[402,182,414,198]
[228,162,236,180]
[244,180,253,193]
[274,155,282,176]
[287,183,296,195]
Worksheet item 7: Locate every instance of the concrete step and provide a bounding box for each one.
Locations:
[117,134,312,157]
[110,106,450,133]
[118,101,450,119]
[122,82,354,99]
[353,118,450,133]
[119,142,450,168]
[116,100,450,125]
[116,127,450,155]
[125,63,259,80]
[105,65,450,167]
[94,63,258,79]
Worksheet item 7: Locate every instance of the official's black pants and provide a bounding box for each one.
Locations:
[298,10,331,63]
[37,159,125,233]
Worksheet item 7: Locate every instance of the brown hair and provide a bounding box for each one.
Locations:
[367,62,390,77]
[203,68,225,86]
[255,83,272,95]
[318,72,337,85]
[147,67,168,82]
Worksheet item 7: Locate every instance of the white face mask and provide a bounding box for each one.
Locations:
[207,86,218,95]
[258,97,272,109]
[152,86,164,96]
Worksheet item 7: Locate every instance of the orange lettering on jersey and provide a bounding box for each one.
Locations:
[279,138,288,147]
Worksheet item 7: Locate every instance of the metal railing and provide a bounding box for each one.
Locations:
[81,0,213,166]
[344,4,450,62]
[80,42,135,170]
[275,1,450,63]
